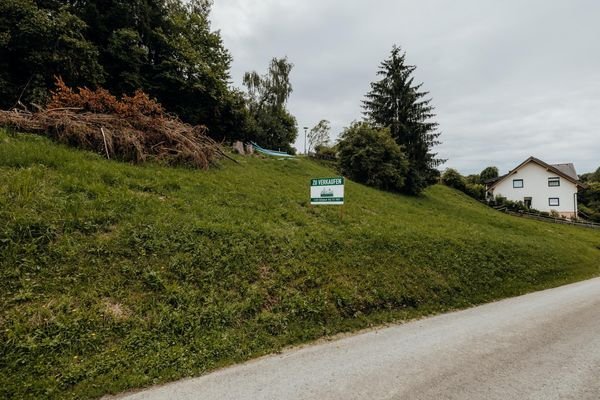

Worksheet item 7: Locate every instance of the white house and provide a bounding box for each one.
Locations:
[486,157,586,218]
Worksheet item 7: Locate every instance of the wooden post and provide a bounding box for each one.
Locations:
[100,127,110,159]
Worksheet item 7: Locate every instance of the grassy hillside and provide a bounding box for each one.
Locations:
[1,130,599,399]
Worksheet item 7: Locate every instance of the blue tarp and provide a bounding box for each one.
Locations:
[250,142,295,158]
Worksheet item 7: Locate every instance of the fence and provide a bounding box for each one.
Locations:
[497,208,600,229]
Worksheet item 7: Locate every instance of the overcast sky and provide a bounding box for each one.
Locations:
[211,0,600,174]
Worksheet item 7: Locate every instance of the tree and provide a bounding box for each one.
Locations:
[480,166,499,183]
[0,0,105,107]
[0,0,250,142]
[578,166,600,222]
[441,168,487,200]
[307,119,330,154]
[363,45,444,195]
[243,57,298,151]
[465,174,481,185]
[584,167,600,183]
[243,57,294,111]
[578,181,600,222]
[337,122,408,192]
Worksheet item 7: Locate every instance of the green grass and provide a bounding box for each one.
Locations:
[1,130,599,399]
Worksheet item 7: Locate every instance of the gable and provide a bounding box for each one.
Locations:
[488,157,585,190]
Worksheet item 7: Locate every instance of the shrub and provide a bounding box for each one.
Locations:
[314,144,337,160]
[441,168,466,191]
[465,183,486,200]
[337,122,408,192]
[441,169,486,201]
[465,174,481,185]
[579,204,600,222]
[492,196,530,212]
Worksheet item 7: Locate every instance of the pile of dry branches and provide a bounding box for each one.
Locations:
[0,78,227,169]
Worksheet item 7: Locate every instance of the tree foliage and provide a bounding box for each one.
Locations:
[0,0,250,141]
[314,144,337,160]
[243,57,297,152]
[480,166,499,183]
[441,168,466,191]
[441,168,486,200]
[580,167,600,184]
[578,167,600,222]
[0,0,104,106]
[307,119,330,154]
[363,45,444,195]
[337,122,408,192]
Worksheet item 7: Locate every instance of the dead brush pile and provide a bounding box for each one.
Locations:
[0,78,225,169]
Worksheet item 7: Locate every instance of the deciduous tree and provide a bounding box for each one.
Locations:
[307,119,330,153]
[480,166,499,183]
[0,0,250,142]
[0,0,104,107]
[243,57,298,151]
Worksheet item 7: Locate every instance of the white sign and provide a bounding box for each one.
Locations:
[310,177,344,205]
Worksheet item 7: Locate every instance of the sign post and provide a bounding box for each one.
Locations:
[310,177,344,206]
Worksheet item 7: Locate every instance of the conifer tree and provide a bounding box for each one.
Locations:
[363,45,444,194]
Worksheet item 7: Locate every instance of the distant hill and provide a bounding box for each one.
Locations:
[1,129,599,399]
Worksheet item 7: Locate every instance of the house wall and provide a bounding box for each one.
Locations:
[491,162,578,216]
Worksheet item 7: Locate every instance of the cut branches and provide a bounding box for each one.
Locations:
[0,78,223,169]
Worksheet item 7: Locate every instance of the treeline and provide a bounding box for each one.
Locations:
[0,0,297,148]
[2,2,444,194]
[579,168,600,221]
[440,166,497,201]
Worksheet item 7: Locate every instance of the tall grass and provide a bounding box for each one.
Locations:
[1,130,599,399]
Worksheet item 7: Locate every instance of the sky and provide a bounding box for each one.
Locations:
[211,0,600,175]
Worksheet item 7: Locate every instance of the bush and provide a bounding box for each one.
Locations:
[578,181,600,220]
[465,183,486,200]
[579,204,600,222]
[441,169,486,201]
[337,122,408,192]
[313,144,337,160]
[441,168,466,191]
[492,196,529,212]
[465,174,480,185]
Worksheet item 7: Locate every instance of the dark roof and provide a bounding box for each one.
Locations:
[487,156,586,189]
[484,174,507,185]
[551,163,578,181]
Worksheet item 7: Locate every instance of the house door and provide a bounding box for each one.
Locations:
[524,197,532,209]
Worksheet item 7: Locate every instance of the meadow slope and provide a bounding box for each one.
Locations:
[1,130,599,399]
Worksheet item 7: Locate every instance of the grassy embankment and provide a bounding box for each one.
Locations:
[1,129,599,399]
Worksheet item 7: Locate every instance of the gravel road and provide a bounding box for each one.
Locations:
[111,277,600,400]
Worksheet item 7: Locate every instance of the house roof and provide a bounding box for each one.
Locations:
[486,156,586,190]
[551,163,578,181]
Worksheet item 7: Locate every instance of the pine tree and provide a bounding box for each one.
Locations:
[363,45,444,194]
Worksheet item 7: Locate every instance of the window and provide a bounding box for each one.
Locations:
[513,179,524,188]
[548,177,560,187]
[549,198,560,207]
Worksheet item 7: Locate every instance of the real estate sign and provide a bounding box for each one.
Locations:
[310,177,344,205]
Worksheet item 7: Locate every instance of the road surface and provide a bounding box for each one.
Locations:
[111,277,600,400]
